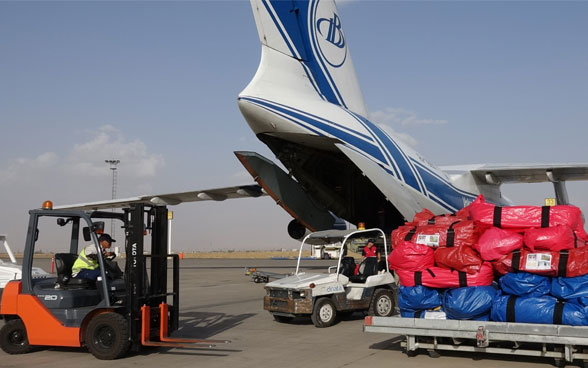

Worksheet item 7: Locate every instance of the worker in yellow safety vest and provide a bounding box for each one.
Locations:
[72,233,116,280]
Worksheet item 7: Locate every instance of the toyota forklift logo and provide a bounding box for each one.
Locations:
[315,10,347,68]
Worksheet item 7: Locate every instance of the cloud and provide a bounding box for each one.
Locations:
[65,125,164,178]
[0,125,164,198]
[369,107,448,127]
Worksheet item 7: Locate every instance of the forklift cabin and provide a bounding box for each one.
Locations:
[0,202,219,359]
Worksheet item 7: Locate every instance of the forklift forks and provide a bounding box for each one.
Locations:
[140,303,230,348]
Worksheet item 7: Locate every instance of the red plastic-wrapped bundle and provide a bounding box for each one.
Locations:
[524,225,586,252]
[434,246,483,274]
[469,195,588,240]
[388,241,435,271]
[391,221,478,248]
[409,208,470,227]
[475,227,523,261]
[395,263,494,288]
[493,247,588,277]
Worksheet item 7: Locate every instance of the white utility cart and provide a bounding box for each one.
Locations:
[263,228,396,327]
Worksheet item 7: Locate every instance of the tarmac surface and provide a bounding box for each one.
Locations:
[0,258,572,367]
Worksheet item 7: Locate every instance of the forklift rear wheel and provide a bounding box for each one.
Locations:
[85,312,130,360]
[311,298,337,328]
[370,289,395,317]
[0,319,32,354]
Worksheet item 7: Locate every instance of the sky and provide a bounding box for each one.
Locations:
[1,1,587,253]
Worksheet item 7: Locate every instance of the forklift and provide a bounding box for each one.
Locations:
[0,200,226,359]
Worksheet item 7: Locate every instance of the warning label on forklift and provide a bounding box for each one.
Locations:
[525,253,552,270]
[416,234,440,247]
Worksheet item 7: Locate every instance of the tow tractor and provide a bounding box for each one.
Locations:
[0,201,228,359]
[263,228,397,327]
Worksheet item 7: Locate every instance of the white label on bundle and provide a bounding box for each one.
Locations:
[424,310,447,320]
[525,253,552,270]
[416,234,440,247]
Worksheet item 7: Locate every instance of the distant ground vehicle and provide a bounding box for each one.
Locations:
[263,229,396,327]
[0,201,226,359]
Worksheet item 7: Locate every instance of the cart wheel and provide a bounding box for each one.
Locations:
[272,314,294,323]
[253,276,261,283]
[85,312,130,360]
[369,289,395,317]
[0,319,32,355]
[311,298,337,328]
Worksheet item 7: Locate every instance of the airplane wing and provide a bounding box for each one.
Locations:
[53,184,266,210]
[439,163,588,185]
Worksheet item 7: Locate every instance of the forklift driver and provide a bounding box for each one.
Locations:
[72,233,116,281]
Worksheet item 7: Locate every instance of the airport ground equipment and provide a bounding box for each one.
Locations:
[263,228,396,327]
[245,267,290,283]
[364,315,588,366]
[0,201,227,359]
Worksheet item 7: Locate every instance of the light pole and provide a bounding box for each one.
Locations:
[105,159,120,237]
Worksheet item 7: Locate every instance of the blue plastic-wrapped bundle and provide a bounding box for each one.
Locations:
[399,285,442,318]
[552,274,588,300]
[491,293,588,326]
[443,286,497,320]
[398,285,442,310]
[499,272,550,297]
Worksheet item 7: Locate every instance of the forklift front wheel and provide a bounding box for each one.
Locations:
[85,312,130,360]
[0,319,32,355]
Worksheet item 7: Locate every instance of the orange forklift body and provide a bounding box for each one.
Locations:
[0,281,81,347]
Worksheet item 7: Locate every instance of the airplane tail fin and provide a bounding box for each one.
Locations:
[247,0,367,116]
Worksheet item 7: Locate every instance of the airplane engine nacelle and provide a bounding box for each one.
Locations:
[287,219,309,240]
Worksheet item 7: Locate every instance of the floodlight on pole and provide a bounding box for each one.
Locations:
[105,159,120,237]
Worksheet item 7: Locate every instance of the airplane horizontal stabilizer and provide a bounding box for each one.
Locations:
[440,164,588,185]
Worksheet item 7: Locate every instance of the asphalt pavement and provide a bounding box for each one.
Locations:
[0,258,563,367]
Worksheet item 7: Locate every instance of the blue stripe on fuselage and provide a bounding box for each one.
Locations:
[266,0,345,107]
[240,97,386,163]
[411,160,476,211]
[350,112,422,192]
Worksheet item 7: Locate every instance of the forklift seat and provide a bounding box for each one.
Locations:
[55,253,93,289]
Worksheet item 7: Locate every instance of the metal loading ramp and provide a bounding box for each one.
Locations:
[364,316,588,366]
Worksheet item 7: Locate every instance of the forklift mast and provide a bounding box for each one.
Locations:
[124,204,180,348]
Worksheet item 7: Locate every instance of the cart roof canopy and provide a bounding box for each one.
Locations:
[303,229,384,245]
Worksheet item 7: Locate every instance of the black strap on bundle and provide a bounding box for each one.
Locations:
[426,269,436,278]
[428,218,436,225]
[405,226,417,241]
[414,311,421,318]
[511,250,521,271]
[506,296,517,322]
[557,250,569,277]
[553,301,565,325]
[458,271,467,287]
[573,231,578,248]
[446,221,460,247]
[541,206,550,228]
[493,206,502,228]
[414,271,422,286]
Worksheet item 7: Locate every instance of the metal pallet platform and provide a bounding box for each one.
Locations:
[365,316,588,366]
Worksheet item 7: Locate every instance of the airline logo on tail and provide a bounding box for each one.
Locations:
[316,11,347,67]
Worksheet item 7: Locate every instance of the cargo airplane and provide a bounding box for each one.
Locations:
[57,0,588,239]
